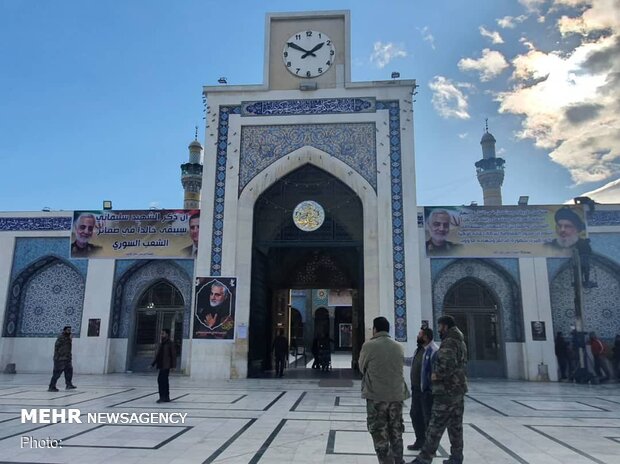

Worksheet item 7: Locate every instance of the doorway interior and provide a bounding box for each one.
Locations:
[248,165,364,378]
[130,281,183,372]
[444,278,505,378]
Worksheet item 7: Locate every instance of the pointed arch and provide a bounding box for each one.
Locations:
[3,256,85,337]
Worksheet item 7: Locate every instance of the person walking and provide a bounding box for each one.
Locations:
[408,327,438,451]
[589,332,610,382]
[48,326,76,392]
[613,334,620,381]
[555,331,569,380]
[151,329,176,403]
[410,315,468,464]
[359,317,410,464]
[273,329,289,378]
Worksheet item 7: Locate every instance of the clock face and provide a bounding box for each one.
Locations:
[283,30,335,78]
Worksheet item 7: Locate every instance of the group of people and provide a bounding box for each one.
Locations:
[359,315,468,464]
[555,330,620,383]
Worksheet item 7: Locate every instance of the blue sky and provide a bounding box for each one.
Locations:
[1,0,618,211]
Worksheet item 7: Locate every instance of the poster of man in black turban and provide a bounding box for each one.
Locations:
[193,277,236,340]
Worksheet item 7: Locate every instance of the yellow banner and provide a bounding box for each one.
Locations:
[70,209,200,259]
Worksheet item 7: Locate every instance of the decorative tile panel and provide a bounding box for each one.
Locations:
[587,210,620,226]
[0,217,72,231]
[241,97,375,116]
[19,262,85,336]
[591,233,620,265]
[210,105,240,276]
[12,237,88,278]
[239,123,377,193]
[377,100,407,341]
[432,259,524,342]
[550,257,620,342]
[110,260,192,339]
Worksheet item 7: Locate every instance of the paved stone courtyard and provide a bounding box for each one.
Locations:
[0,372,619,463]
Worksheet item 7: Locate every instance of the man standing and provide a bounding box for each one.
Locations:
[411,315,467,464]
[152,329,176,403]
[589,332,610,382]
[359,317,410,464]
[408,327,438,451]
[48,326,76,392]
[273,329,289,378]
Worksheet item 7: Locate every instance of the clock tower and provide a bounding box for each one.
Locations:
[265,11,349,90]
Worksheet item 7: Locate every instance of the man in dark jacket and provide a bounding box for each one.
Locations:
[48,326,76,392]
[273,329,289,378]
[408,327,438,451]
[410,315,468,464]
[152,329,176,403]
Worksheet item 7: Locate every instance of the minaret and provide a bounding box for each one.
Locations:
[475,120,505,206]
[181,127,203,209]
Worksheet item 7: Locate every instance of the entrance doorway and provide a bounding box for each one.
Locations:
[444,279,504,378]
[131,281,184,372]
[248,165,364,378]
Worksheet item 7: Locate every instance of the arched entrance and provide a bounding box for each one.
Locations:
[248,164,364,377]
[131,281,184,371]
[444,278,504,377]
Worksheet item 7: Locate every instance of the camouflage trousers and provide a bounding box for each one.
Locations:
[366,399,405,464]
[418,394,465,463]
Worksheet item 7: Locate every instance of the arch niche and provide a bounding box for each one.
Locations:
[234,147,379,378]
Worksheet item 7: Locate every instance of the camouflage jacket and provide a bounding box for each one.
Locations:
[432,326,468,396]
[53,334,72,362]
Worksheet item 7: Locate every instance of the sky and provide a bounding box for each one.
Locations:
[0,0,618,212]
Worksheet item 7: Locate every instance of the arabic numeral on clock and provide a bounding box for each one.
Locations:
[326,40,331,45]
[318,33,322,38]
[306,70,311,77]
[295,34,301,40]
[330,50,335,56]
[306,31,312,37]
[287,61,292,67]
[296,68,300,74]
[318,67,323,74]
[284,51,288,57]
[326,60,331,66]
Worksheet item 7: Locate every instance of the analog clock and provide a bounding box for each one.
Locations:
[283,30,335,78]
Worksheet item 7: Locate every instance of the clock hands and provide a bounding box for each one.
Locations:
[287,41,326,59]
[301,42,324,59]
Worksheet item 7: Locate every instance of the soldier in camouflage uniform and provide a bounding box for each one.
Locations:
[410,315,468,464]
[48,326,77,392]
[360,317,410,464]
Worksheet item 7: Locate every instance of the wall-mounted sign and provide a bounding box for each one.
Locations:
[293,201,325,232]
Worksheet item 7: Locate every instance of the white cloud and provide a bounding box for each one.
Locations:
[369,42,407,68]
[458,49,510,81]
[575,178,620,203]
[519,0,547,12]
[429,76,471,120]
[419,26,436,49]
[479,26,505,44]
[496,0,620,184]
[458,132,469,139]
[497,15,528,28]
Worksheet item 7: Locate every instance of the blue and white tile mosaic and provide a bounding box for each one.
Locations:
[432,259,524,342]
[587,209,620,226]
[241,97,375,116]
[550,257,620,342]
[12,237,87,279]
[209,99,408,340]
[19,262,84,336]
[239,123,377,193]
[210,105,241,276]
[377,100,407,341]
[0,216,71,231]
[591,233,620,266]
[110,260,192,339]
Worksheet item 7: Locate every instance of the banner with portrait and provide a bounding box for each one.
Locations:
[193,277,236,340]
[423,205,587,258]
[70,209,200,259]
